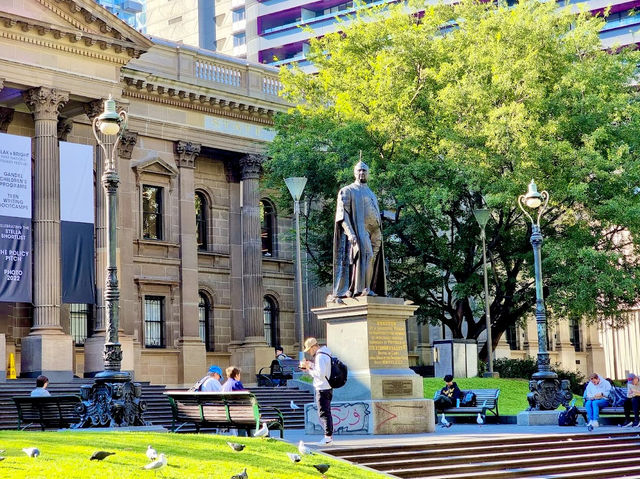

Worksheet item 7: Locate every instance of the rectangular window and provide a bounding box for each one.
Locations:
[233,33,246,47]
[142,185,163,240]
[232,9,245,21]
[569,319,582,352]
[144,296,165,348]
[70,303,91,346]
[505,323,519,351]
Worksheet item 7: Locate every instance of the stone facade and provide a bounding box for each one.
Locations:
[0,0,300,387]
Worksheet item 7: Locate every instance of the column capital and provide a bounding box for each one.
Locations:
[22,87,69,121]
[0,107,14,133]
[175,141,201,169]
[118,131,138,160]
[57,118,73,141]
[239,154,265,180]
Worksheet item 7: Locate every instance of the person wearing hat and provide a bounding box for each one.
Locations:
[621,373,640,427]
[301,337,334,445]
[192,365,223,392]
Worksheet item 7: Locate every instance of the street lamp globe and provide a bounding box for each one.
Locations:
[96,96,123,136]
[523,179,544,210]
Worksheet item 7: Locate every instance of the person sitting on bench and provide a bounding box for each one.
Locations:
[434,374,462,411]
[30,375,51,397]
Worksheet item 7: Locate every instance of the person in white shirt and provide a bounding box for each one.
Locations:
[583,373,612,429]
[301,337,333,445]
[198,365,223,392]
[30,375,51,397]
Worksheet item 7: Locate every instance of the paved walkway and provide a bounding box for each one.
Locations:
[281,423,630,448]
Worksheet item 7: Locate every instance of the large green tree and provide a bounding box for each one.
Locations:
[264,0,640,359]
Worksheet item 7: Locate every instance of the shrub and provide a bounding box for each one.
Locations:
[477,359,487,377]
[493,357,537,378]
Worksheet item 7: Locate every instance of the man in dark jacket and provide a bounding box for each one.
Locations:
[434,374,463,411]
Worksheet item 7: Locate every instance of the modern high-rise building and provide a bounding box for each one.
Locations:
[95,0,146,31]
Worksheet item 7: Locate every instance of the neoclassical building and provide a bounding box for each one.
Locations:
[0,0,303,386]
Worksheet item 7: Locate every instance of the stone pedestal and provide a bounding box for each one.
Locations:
[229,340,274,385]
[310,296,434,434]
[20,331,74,381]
[177,336,206,386]
[517,410,560,426]
[84,332,135,378]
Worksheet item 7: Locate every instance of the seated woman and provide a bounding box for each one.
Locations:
[583,373,612,429]
[222,366,246,392]
[30,375,51,397]
[434,374,463,411]
[621,373,640,427]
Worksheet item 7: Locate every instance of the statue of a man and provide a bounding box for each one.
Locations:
[330,160,387,302]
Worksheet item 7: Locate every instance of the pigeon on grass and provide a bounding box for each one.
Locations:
[313,464,330,478]
[146,445,158,461]
[253,422,269,438]
[298,440,314,456]
[227,442,246,452]
[23,447,40,458]
[287,452,301,462]
[230,467,248,479]
[142,453,167,472]
[90,451,116,461]
[0,457,4,461]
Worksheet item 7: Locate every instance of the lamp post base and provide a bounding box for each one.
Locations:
[526,371,572,411]
[73,370,148,428]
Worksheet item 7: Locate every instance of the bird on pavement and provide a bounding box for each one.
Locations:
[146,445,158,461]
[290,400,300,410]
[143,453,167,471]
[23,447,40,458]
[90,451,116,461]
[227,442,245,452]
[477,413,484,425]
[440,413,451,428]
[313,464,330,478]
[287,452,301,463]
[253,422,269,438]
[230,467,248,479]
[298,440,314,456]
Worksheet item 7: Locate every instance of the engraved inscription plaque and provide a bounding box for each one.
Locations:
[382,379,414,398]
[368,318,409,368]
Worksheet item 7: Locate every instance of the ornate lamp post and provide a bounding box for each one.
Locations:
[285,177,307,354]
[473,208,498,378]
[518,179,571,410]
[74,96,146,427]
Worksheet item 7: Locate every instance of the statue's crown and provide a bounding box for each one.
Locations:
[353,160,369,173]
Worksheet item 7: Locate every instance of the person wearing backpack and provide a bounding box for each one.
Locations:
[301,337,334,446]
[191,365,223,392]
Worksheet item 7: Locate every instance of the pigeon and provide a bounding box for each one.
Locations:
[477,413,484,425]
[290,400,300,410]
[298,440,314,456]
[313,463,331,476]
[90,451,116,461]
[227,441,245,452]
[0,457,4,461]
[143,453,167,471]
[230,467,248,479]
[287,452,301,462]
[23,447,40,457]
[253,422,269,438]
[146,445,158,461]
[440,413,451,428]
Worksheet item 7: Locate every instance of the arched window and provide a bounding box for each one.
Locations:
[263,295,279,347]
[195,191,208,251]
[260,199,276,257]
[199,291,214,351]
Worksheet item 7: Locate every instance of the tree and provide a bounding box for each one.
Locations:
[264,0,640,360]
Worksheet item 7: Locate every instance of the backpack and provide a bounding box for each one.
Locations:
[558,405,579,426]
[610,387,627,407]
[188,376,207,392]
[318,351,348,389]
[461,391,477,407]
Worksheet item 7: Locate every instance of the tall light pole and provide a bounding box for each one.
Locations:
[473,208,498,378]
[74,95,146,427]
[285,177,307,353]
[518,179,570,410]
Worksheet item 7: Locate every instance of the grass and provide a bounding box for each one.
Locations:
[424,377,533,415]
[0,431,385,479]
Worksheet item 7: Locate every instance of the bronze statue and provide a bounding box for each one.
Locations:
[330,160,387,302]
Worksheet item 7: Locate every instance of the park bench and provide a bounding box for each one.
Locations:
[256,358,301,387]
[576,386,628,423]
[434,388,501,417]
[12,395,82,430]
[164,390,285,436]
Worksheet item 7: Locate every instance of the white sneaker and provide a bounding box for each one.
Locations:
[592,420,599,428]
[623,421,634,428]
[635,422,640,428]
[586,420,593,427]
[319,436,333,446]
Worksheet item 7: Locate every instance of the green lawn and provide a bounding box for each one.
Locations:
[424,377,533,415]
[0,431,385,479]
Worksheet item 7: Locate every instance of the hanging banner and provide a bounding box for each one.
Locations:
[60,142,95,304]
[0,132,32,302]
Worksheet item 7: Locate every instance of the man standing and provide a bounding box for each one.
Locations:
[331,159,386,302]
[301,337,333,445]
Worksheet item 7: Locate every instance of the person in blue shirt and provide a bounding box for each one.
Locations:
[222,366,245,392]
[30,375,51,397]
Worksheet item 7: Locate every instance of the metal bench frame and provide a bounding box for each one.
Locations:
[12,395,82,430]
[164,391,284,436]
[256,358,301,387]
[434,388,501,417]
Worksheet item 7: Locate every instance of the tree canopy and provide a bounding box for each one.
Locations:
[264,0,640,358]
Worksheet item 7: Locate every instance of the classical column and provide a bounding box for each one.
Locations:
[175,141,206,385]
[239,154,265,341]
[21,87,73,381]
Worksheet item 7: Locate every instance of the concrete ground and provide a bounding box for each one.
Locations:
[281,423,633,448]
